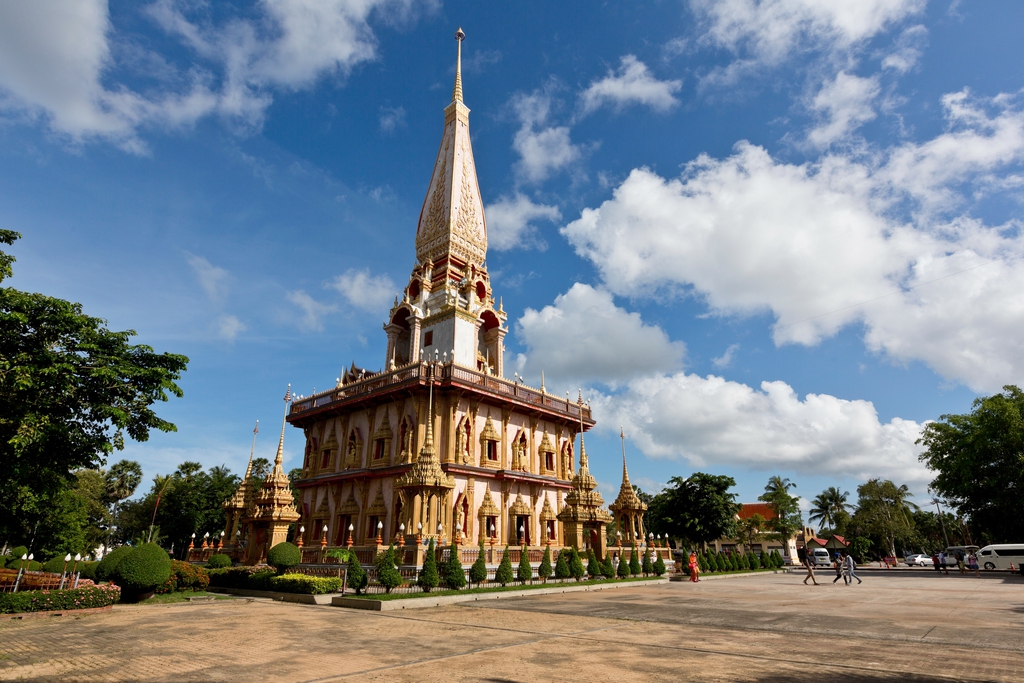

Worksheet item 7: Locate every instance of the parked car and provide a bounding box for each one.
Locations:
[941,545,980,566]
[904,554,933,567]
[808,548,833,567]
[976,544,1024,570]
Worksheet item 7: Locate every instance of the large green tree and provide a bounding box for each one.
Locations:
[647,473,739,548]
[758,476,802,551]
[854,479,917,558]
[0,230,188,548]
[918,386,1024,544]
[808,486,852,534]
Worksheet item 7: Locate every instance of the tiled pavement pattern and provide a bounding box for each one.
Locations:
[0,573,1021,682]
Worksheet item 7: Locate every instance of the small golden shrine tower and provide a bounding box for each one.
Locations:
[222,421,260,543]
[608,429,647,546]
[239,387,300,564]
[557,398,612,558]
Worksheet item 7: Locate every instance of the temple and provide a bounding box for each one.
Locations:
[207,30,668,570]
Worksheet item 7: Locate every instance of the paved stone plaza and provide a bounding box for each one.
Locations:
[1,572,1021,682]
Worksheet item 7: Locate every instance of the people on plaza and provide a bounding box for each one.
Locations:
[803,553,819,585]
[931,552,941,571]
[845,552,862,585]
[832,552,846,585]
[938,551,949,574]
[968,552,979,577]
[689,551,700,582]
[956,551,966,575]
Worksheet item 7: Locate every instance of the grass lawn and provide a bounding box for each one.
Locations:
[133,592,231,605]
[347,576,664,601]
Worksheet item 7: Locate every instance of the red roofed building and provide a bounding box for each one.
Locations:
[707,503,797,561]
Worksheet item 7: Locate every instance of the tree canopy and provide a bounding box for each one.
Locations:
[0,230,188,549]
[918,385,1024,543]
[647,473,739,548]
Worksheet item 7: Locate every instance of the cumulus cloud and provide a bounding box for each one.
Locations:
[591,372,929,485]
[562,90,1024,392]
[287,290,337,332]
[579,55,682,116]
[691,0,926,84]
[0,0,428,149]
[515,283,685,389]
[712,344,740,368]
[327,268,396,312]
[485,194,561,251]
[511,89,583,184]
[187,253,230,302]
[215,314,247,341]
[807,71,880,147]
[881,24,928,73]
[378,105,406,134]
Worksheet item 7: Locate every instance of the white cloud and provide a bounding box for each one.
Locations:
[592,372,928,485]
[327,268,396,312]
[881,24,928,73]
[712,344,740,368]
[485,194,561,251]
[287,290,337,332]
[378,105,406,134]
[215,314,246,341]
[515,283,685,389]
[691,0,926,83]
[511,89,583,184]
[186,254,230,302]
[0,0,428,149]
[562,90,1024,392]
[807,71,880,147]
[579,55,682,116]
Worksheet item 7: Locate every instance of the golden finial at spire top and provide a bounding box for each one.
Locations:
[452,27,465,104]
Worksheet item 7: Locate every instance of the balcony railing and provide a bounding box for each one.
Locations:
[289,361,592,422]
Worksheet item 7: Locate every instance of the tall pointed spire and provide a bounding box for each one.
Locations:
[415,27,487,267]
[273,384,291,471]
[577,390,589,469]
[620,426,630,486]
[452,27,465,104]
[243,420,259,480]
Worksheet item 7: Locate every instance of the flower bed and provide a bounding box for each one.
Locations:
[0,584,121,614]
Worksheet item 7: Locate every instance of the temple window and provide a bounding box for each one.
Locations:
[373,439,386,460]
[545,452,554,470]
[320,449,332,469]
[424,330,433,347]
[484,516,497,538]
[547,520,556,540]
[486,440,498,461]
[368,515,381,541]
[312,520,325,541]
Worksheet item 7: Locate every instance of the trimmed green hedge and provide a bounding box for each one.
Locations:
[78,562,99,581]
[96,546,134,581]
[266,542,300,573]
[207,567,341,594]
[206,554,232,569]
[115,543,172,593]
[0,585,121,614]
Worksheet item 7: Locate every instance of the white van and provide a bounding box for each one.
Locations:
[808,548,832,567]
[976,544,1024,570]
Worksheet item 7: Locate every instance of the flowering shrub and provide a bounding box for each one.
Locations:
[0,585,121,614]
[269,574,342,594]
[156,561,210,594]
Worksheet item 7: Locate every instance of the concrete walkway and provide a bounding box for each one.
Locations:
[0,572,1020,682]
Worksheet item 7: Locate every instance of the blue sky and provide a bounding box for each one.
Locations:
[2,1,1022,517]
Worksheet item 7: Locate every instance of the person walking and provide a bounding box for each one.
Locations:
[938,551,949,575]
[689,551,700,583]
[803,553,819,585]
[931,552,940,572]
[956,551,966,575]
[968,552,980,577]
[846,552,862,585]
[832,552,845,585]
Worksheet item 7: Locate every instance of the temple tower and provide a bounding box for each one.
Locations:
[608,429,647,546]
[384,27,507,376]
[557,397,612,557]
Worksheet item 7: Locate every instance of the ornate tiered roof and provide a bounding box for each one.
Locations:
[609,430,647,516]
[558,398,613,526]
[250,390,299,525]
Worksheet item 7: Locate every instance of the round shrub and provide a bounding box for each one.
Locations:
[43,556,68,574]
[156,560,210,594]
[27,561,41,571]
[96,546,134,582]
[206,553,232,569]
[78,562,99,581]
[0,556,7,569]
[9,546,28,560]
[266,542,301,573]
[115,543,172,596]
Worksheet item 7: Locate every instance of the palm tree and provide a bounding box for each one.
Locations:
[856,479,918,558]
[104,460,143,545]
[147,474,174,543]
[764,476,794,496]
[808,486,851,533]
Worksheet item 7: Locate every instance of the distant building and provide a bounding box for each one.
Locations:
[707,503,796,560]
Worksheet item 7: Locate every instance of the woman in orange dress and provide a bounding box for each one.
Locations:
[689,551,700,582]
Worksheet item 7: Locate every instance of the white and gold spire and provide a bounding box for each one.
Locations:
[415,27,488,267]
